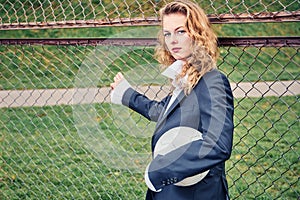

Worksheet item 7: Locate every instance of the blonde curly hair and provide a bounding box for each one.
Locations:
[155,0,219,95]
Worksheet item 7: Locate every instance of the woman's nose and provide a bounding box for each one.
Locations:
[171,34,178,44]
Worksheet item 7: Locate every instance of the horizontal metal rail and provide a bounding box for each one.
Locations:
[209,11,300,23]
[1,37,300,47]
[0,11,299,30]
[217,37,300,47]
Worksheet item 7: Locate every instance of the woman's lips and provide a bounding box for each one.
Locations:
[171,47,181,53]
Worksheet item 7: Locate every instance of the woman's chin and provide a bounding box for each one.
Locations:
[173,55,185,61]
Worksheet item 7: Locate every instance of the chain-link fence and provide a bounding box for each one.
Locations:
[1,0,300,199]
[1,37,299,199]
[1,0,300,29]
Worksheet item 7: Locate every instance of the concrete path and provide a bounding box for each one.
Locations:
[0,80,299,108]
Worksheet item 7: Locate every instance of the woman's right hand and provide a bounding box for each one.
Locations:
[110,72,124,90]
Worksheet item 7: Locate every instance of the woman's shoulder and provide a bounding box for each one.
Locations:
[191,68,232,95]
[201,69,230,85]
[193,69,233,101]
[204,68,226,78]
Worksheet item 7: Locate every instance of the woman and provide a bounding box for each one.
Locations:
[110,0,234,199]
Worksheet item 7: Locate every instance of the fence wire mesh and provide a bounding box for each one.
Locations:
[1,0,300,29]
[1,0,300,199]
[0,38,299,199]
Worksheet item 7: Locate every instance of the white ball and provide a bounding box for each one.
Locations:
[153,126,209,186]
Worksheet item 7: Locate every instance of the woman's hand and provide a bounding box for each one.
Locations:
[110,72,124,90]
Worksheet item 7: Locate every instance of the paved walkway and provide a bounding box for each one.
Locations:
[0,80,299,108]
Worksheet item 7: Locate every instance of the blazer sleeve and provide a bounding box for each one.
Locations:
[111,78,170,122]
[146,70,234,191]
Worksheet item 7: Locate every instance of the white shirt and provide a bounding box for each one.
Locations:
[161,60,186,115]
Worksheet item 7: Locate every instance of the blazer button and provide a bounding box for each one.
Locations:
[162,181,166,186]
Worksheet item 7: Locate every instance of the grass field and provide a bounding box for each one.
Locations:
[0,45,299,90]
[1,95,299,199]
[1,0,299,199]
[1,0,298,23]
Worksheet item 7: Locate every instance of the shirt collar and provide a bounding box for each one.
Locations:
[161,60,187,89]
[161,60,184,80]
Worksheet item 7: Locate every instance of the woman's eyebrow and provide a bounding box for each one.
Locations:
[163,26,185,32]
[175,26,185,31]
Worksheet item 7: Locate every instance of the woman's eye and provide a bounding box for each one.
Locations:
[164,32,171,37]
[177,30,186,35]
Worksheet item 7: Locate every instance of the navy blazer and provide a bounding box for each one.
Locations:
[121,69,234,200]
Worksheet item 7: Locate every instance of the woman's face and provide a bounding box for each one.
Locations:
[163,13,193,61]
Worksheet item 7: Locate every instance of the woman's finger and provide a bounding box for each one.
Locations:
[111,72,124,90]
[117,72,124,80]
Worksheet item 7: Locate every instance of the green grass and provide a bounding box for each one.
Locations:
[0,44,299,90]
[0,105,148,199]
[1,96,299,199]
[228,96,299,199]
[0,45,88,90]
[0,0,298,24]
[0,22,299,38]
[218,46,300,83]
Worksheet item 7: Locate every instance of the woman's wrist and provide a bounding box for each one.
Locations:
[110,78,132,105]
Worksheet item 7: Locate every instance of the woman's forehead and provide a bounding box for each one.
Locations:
[162,13,187,31]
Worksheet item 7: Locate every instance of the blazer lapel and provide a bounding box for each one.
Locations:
[154,90,186,132]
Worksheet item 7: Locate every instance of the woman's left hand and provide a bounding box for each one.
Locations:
[110,72,124,90]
